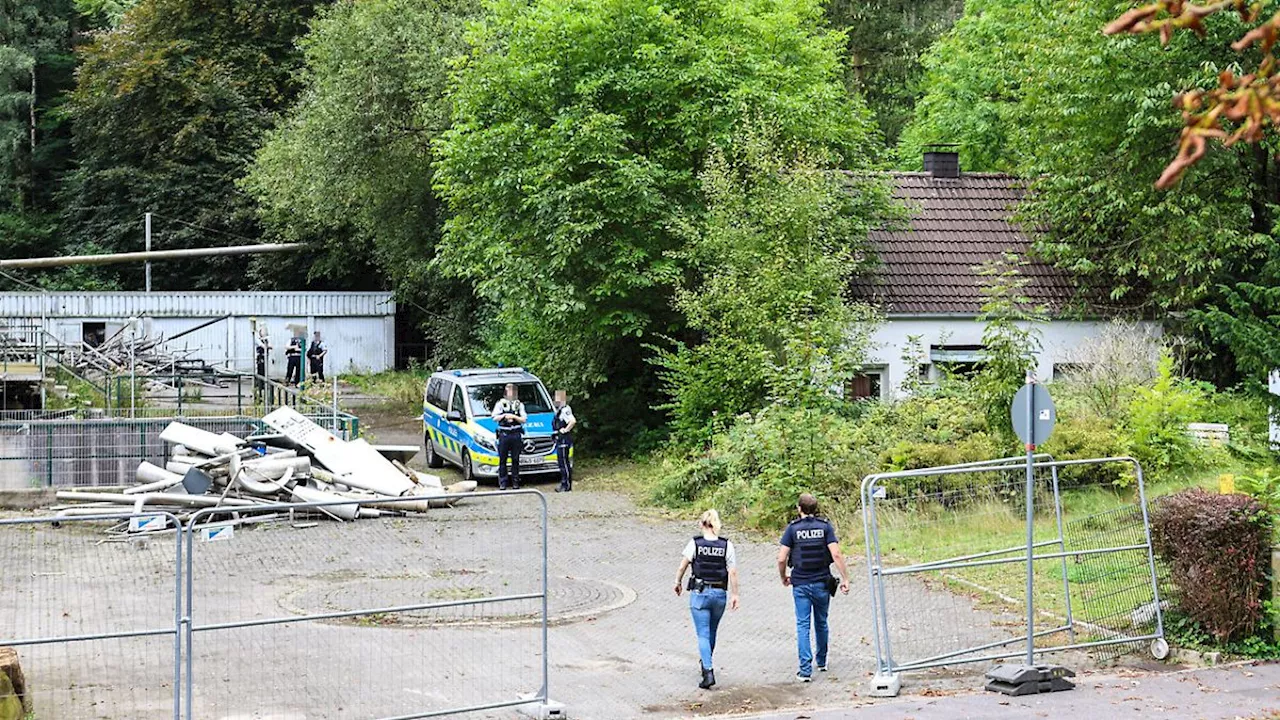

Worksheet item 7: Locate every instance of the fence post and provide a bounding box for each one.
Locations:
[177,376,183,416]
[45,424,52,487]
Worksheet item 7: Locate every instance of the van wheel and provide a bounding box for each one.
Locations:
[461,449,475,483]
[424,431,444,469]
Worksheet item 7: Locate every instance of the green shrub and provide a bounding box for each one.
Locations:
[1041,413,1132,488]
[1126,352,1207,476]
[1150,488,1273,642]
[651,404,876,529]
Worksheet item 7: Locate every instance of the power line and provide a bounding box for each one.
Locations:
[148,212,263,246]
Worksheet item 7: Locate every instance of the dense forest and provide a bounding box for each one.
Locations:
[2,0,1278,447]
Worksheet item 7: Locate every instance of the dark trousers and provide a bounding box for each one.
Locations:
[254,355,266,396]
[497,432,522,489]
[556,434,573,490]
[285,356,301,385]
[309,358,324,382]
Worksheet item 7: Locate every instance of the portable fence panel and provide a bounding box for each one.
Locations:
[862,456,1163,675]
[0,415,355,489]
[184,491,549,720]
[0,512,183,719]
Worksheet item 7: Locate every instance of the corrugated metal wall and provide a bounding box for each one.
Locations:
[3,292,395,375]
[0,291,394,318]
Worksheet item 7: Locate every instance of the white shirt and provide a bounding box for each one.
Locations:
[555,404,576,432]
[683,537,736,567]
[491,398,526,423]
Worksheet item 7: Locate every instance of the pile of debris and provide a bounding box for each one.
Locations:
[53,407,476,533]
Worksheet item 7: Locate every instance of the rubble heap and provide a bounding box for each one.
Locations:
[52,407,476,533]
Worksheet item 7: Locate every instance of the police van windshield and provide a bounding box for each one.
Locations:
[468,382,553,417]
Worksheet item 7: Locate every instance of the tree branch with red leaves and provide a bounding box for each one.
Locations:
[1104,1,1280,188]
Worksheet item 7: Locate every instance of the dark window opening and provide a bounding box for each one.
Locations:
[82,322,106,348]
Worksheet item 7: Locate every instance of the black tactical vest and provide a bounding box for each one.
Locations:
[497,399,523,431]
[553,406,571,435]
[691,536,729,585]
[789,517,832,575]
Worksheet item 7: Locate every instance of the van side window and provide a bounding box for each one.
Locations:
[426,379,445,409]
[451,385,466,418]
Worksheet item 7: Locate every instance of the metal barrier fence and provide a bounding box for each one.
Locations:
[860,455,1165,684]
[0,491,551,719]
[0,414,357,488]
[0,512,183,718]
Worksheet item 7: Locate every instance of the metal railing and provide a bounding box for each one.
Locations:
[860,455,1165,685]
[0,492,552,719]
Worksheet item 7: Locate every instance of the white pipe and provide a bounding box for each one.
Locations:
[289,485,360,521]
[130,461,184,495]
[56,491,261,508]
[160,423,230,456]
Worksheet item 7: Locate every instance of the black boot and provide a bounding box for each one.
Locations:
[699,668,716,689]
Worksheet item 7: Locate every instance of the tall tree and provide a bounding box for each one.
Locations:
[900,0,1277,388]
[435,0,881,445]
[825,0,963,146]
[60,0,326,290]
[247,0,480,358]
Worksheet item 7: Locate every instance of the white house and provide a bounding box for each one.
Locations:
[849,155,1160,399]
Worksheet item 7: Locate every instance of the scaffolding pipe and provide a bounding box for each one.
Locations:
[0,243,304,269]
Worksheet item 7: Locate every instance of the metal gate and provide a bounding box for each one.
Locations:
[860,455,1165,686]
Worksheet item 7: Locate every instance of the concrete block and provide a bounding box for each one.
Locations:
[0,647,30,716]
[0,488,55,509]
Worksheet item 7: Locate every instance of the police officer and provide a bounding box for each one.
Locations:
[284,332,304,386]
[307,330,328,382]
[253,327,271,396]
[551,390,576,492]
[674,509,739,690]
[490,383,527,490]
[777,493,850,681]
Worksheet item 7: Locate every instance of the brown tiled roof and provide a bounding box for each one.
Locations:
[852,172,1080,315]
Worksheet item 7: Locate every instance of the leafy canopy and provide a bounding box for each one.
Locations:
[435,0,881,405]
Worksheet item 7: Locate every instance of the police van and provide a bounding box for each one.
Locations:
[422,368,563,482]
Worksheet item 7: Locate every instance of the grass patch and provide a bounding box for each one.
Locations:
[345,370,427,412]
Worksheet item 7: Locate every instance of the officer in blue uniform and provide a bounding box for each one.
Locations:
[674,509,739,690]
[777,493,850,681]
[551,390,577,492]
[490,383,527,490]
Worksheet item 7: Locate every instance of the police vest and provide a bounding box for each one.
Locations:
[691,536,729,585]
[553,407,571,436]
[496,400,524,431]
[788,517,832,575]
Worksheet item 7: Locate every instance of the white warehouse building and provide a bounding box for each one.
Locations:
[848,159,1160,400]
[0,291,396,378]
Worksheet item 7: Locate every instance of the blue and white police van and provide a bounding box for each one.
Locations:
[422,368,564,482]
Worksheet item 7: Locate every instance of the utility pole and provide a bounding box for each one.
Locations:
[145,212,152,292]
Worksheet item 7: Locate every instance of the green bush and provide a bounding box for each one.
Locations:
[1041,413,1132,488]
[651,404,876,529]
[1151,489,1273,642]
[1125,352,1207,476]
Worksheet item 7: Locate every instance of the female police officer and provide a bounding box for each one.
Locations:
[673,509,739,689]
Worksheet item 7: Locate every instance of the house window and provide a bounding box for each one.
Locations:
[848,371,883,400]
[930,345,985,379]
[1053,363,1089,381]
[82,322,106,348]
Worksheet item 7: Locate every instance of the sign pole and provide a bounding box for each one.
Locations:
[985,377,1075,696]
[1024,373,1036,666]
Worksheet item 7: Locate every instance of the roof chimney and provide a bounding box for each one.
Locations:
[923,144,960,179]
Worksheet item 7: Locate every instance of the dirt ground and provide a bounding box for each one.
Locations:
[0,402,1197,720]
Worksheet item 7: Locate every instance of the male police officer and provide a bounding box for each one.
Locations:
[777,493,850,681]
[284,332,304,386]
[307,330,328,383]
[551,390,577,492]
[491,383,527,490]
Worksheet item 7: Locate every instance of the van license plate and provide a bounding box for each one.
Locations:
[519,456,546,466]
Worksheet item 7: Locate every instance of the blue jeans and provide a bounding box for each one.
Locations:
[792,582,830,676]
[689,588,727,670]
